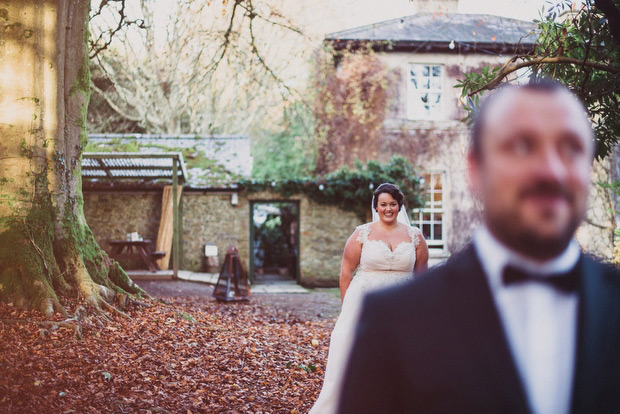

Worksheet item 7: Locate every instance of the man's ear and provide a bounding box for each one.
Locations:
[467,151,482,198]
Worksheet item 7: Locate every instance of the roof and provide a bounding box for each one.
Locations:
[82,152,188,182]
[85,134,252,188]
[325,13,537,53]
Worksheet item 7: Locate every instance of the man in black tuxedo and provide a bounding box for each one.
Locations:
[338,81,620,413]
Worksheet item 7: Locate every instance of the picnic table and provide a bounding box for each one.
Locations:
[109,239,165,273]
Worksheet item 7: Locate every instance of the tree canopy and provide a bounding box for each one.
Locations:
[457,0,620,157]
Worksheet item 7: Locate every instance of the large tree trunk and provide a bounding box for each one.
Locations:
[0,0,140,316]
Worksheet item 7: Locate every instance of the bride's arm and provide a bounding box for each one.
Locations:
[414,233,429,274]
[339,230,362,302]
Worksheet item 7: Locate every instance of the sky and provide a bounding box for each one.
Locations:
[279,0,558,40]
[139,0,560,43]
[458,0,552,20]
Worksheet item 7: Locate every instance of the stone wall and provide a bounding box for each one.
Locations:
[292,196,361,286]
[576,158,616,260]
[181,191,250,274]
[83,192,161,269]
[83,189,361,286]
[180,190,361,286]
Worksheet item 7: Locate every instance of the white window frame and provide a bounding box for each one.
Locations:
[411,172,445,250]
[406,63,444,120]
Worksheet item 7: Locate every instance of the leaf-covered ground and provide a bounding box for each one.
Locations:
[0,289,339,413]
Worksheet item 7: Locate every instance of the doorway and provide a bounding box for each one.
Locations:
[250,201,299,283]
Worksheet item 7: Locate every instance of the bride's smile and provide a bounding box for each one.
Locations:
[376,193,400,223]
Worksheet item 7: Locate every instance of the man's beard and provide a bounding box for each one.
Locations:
[486,180,583,260]
[490,216,579,260]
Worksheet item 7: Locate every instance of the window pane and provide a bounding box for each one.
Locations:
[416,172,446,244]
[407,64,443,120]
[434,174,442,189]
[434,223,442,239]
[422,224,431,238]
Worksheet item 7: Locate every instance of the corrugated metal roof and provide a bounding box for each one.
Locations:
[86,134,251,188]
[82,153,188,182]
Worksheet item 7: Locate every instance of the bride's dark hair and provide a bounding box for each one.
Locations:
[373,183,404,211]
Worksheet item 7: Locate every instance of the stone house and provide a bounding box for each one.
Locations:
[322,7,538,264]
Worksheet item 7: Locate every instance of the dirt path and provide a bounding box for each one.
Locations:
[136,279,342,322]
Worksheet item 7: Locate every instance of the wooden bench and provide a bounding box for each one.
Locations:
[109,240,160,272]
[151,251,166,259]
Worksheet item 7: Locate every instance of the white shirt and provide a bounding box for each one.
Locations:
[474,227,581,414]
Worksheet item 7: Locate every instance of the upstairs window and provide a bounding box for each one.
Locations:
[407,64,443,120]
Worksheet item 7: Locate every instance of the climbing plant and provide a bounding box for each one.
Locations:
[241,156,422,221]
[313,44,399,175]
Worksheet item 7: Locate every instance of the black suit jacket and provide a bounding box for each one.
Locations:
[338,244,620,413]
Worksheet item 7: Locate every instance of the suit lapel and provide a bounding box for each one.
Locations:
[571,256,620,413]
[446,245,530,411]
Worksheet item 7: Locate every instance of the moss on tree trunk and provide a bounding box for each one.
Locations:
[0,1,142,316]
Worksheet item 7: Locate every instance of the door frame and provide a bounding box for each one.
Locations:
[249,200,300,284]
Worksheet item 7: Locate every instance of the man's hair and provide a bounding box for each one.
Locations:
[470,80,591,160]
[373,183,405,210]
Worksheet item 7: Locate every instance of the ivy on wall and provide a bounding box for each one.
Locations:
[314,44,399,175]
[240,156,422,221]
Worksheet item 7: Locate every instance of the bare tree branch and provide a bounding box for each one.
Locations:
[89,0,145,59]
[90,82,144,124]
[89,0,310,135]
[237,1,303,36]
[469,55,620,96]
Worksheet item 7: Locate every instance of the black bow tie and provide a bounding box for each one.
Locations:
[502,264,580,292]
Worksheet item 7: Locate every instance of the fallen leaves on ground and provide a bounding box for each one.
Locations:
[0,296,335,413]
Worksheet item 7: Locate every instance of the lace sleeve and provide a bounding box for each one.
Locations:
[408,226,422,247]
[356,223,371,244]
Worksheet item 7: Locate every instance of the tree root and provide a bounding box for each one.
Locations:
[40,297,67,318]
[99,298,132,320]
[0,318,83,339]
[131,299,152,308]
[117,293,152,310]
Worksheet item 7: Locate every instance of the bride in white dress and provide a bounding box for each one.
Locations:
[310,183,428,414]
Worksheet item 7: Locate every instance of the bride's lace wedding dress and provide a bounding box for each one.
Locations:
[310,223,422,414]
